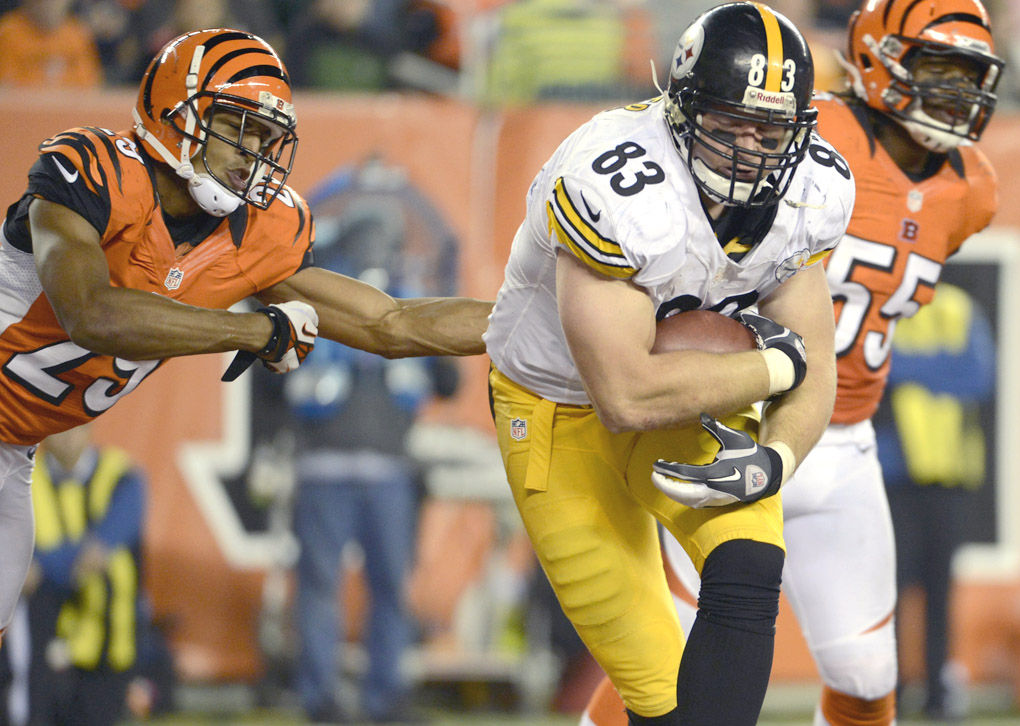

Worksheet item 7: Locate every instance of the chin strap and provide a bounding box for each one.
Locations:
[132,106,242,218]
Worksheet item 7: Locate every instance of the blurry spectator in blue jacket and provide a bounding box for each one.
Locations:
[268,159,460,724]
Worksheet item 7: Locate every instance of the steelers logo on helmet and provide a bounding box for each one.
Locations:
[670,23,705,82]
[132,28,299,216]
[663,2,817,208]
[843,0,1003,152]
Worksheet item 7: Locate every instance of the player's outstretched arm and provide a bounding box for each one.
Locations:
[31,199,277,360]
[259,266,492,358]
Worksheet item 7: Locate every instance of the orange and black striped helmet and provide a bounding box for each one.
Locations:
[133,28,298,210]
[845,0,1002,149]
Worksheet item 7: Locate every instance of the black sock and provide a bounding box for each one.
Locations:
[674,539,784,726]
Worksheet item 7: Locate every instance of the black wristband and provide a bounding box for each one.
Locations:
[255,306,289,362]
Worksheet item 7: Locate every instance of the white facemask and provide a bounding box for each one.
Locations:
[896,101,971,153]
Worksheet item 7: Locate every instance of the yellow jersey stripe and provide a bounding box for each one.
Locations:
[755,3,784,93]
[551,179,625,257]
[806,248,832,266]
[547,204,635,279]
[547,179,636,279]
[722,237,753,256]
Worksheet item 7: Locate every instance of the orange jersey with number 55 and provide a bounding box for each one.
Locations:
[0,126,314,445]
[815,95,997,424]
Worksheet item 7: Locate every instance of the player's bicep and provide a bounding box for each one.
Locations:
[29,198,111,324]
[556,249,654,401]
[759,263,835,362]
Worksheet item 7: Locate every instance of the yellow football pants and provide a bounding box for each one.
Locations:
[490,367,784,717]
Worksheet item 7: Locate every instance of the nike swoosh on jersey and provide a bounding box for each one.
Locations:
[579,191,601,222]
[51,157,79,184]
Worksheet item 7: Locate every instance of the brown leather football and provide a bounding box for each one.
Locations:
[652,310,758,354]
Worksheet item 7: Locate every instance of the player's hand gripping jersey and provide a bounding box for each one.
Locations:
[484,97,855,403]
[816,94,998,424]
[0,127,314,445]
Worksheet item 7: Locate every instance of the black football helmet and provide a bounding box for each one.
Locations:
[664,2,817,207]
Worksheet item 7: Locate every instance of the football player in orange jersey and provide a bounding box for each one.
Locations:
[0,28,490,642]
[583,0,1002,725]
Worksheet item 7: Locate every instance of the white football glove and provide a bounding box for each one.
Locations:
[222,301,319,381]
[652,414,785,508]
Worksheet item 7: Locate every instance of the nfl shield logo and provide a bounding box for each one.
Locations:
[748,469,767,493]
[510,418,527,441]
[164,267,184,290]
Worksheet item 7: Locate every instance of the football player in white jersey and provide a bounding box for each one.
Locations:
[581,0,1002,725]
[484,3,854,724]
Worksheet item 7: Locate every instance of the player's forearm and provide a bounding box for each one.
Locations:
[756,262,837,464]
[589,348,773,432]
[760,349,836,465]
[374,297,493,357]
[59,286,273,360]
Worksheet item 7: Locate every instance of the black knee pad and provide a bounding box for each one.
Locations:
[697,539,784,635]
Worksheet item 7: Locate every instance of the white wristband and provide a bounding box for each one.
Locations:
[760,348,794,396]
[768,440,797,486]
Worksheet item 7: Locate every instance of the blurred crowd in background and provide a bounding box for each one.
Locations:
[1,0,1019,107]
[0,1,1017,724]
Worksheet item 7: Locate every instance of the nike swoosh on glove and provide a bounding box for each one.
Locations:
[651,413,784,508]
[222,301,319,381]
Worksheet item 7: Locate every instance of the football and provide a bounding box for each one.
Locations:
[652,310,758,354]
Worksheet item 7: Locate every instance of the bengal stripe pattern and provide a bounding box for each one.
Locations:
[881,0,991,36]
[40,130,113,197]
[193,31,289,92]
[141,30,290,121]
[546,178,635,279]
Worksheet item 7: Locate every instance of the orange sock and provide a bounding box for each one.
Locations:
[819,685,896,725]
[583,676,629,726]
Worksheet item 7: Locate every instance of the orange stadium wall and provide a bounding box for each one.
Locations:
[3,89,1020,696]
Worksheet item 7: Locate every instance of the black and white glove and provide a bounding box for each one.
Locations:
[652,414,787,508]
[222,301,319,382]
[738,310,806,396]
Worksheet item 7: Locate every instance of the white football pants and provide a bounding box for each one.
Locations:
[0,442,35,630]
